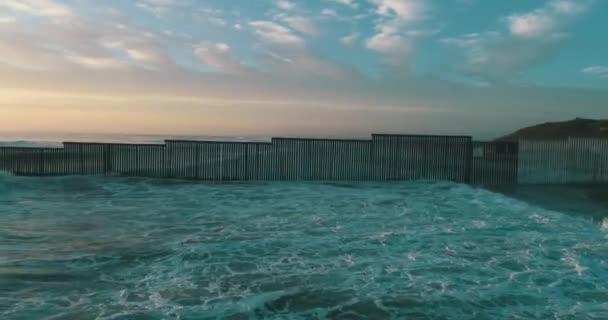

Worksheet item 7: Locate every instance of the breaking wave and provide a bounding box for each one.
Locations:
[1,175,607,319]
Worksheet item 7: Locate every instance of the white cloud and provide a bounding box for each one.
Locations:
[404,28,439,37]
[507,0,592,38]
[196,7,227,28]
[136,2,168,16]
[136,0,178,15]
[0,11,172,72]
[207,17,226,27]
[276,15,318,36]
[582,66,608,79]
[550,0,589,15]
[366,32,410,56]
[249,21,303,45]
[233,23,243,30]
[0,0,72,17]
[65,54,125,70]
[341,32,359,46]
[103,38,170,68]
[321,8,337,17]
[364,0,429,66]
[194,42,248,74]
[125,49,160,63]
[582,66,608,74]
[0,16,17,23]
[370,0,425,22]
[441,33,492,65]
[507,11,555,38]
[328,0,359,9]
[256,46,359,81]
[260,50,294,64]
[276,0,295,10]
[440,0,593,79]
[441,31,565,78]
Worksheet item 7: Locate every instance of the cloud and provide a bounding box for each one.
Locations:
[0,0,73,17]
[249,21,303,45]
[550,0,589,15]
[135,0,178,17]
[365,0,428,66]
[582,66,608,79]
[97,28,172,69]
[321,8,337,17]
[135,0,186,16]
[327,0,359,9]
[0,4,173,72]
[195,7,228,28]
[275,14,318,36]
[0,16,16,23]
[3,63,607,139]
[365,22,408,62]
[507,11,555,38]
[255,47,363,82]
[370,0,425,22]
[138,0,178,10]
[64,55,126,70]
[275,0,296,10]
[194,42,249,74]
[207,16,226,27]
[441,32,565,79]
[366,31,410,57]
[507,0,592,38]
[0,31,69,71]
[341,32,360,46]
[0,0,606,140]
[442,0,594,80]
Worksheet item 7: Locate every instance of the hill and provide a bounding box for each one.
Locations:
[497,118,608,142]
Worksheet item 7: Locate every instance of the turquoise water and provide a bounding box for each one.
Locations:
[1,174,607,319]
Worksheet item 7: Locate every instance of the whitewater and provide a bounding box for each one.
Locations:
[1,174,607,319]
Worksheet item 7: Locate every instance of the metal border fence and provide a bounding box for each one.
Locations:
[2,135,605,185]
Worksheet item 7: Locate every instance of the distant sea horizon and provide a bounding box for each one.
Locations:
[0,130,501,148]
[0,132,277,148]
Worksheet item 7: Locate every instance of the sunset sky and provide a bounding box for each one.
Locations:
[0,0,607,139]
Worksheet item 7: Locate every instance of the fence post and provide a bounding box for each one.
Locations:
[79,144,84,174]
[464,139,473,184]
[255,143,260,180]
[38,149,44,175]
[103,144,111,174]
[244,143,249,181]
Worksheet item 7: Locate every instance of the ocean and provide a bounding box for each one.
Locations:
[1,174,607,319]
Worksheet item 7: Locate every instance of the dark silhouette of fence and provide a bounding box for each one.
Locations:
[2,134,604,185]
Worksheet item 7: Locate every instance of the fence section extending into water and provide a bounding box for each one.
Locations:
[1,135,607,185]
[470,141,519,186]
[518,138,608,184]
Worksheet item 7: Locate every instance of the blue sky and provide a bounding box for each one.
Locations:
[0,0,607,139]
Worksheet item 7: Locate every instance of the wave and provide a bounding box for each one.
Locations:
[2,177,607,318]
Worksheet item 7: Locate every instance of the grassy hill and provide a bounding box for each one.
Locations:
[497,118,608,142]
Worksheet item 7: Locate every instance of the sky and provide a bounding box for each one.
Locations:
[0,0,607,140]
